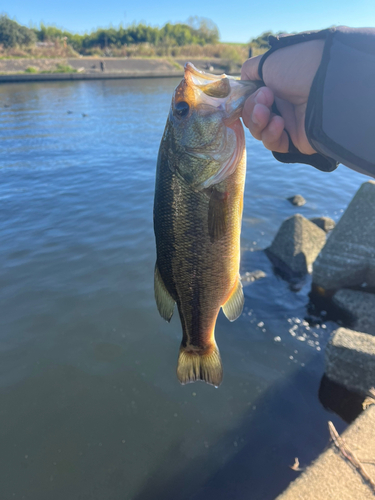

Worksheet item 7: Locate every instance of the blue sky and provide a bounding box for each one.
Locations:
[4,0,375,43]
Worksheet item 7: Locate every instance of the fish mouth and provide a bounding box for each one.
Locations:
[172,63,262,189]
[183,62,262,121]
[179,62,262,189]
[184,62,232,86]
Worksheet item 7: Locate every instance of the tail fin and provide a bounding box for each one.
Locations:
[177,344,223,387]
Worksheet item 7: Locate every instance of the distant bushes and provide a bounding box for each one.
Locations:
[36,18,219,53]
[0,15,36,47]
[0,14,272,62]
[248,31,291,51]
[249,31,273,50]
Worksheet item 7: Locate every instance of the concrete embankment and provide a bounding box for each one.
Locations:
[277,406,375,500]
[326,327,375,396]
[0,57,234,83]
[264,181,375,499]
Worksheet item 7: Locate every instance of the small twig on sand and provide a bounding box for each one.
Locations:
[363,388,375,410]
[290,457,302,472]
[328,421,375,494]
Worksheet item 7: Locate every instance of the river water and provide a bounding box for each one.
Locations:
[0,78,369,500]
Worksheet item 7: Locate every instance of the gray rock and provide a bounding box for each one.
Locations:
[241,270,266,285]
[325,327,375,396]
[333,289,375,336]
[268,214,326,275]
[287,194,306,207]
[313,181,375,291]
[309,216,336,233]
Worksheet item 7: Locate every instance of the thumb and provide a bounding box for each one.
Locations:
[241,55,263,81]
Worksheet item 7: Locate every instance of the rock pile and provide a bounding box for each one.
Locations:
[266,181,375,401]
[267,214,326,275]
[326,328,375,396]
[333,289,375,336]
[312,181,375,292]
[310,182,375,399]
[309,216,335,233]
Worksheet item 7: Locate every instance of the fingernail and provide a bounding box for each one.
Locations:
[255,89,265,105]
[251,110,259,125]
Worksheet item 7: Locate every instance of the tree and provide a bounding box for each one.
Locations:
[1,16,222,53]
[187,16,220,44]
[0,15,36,47]
[249,31,288,50]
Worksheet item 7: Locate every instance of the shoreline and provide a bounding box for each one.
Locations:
[0,71,185,83]
[0,56,239,84]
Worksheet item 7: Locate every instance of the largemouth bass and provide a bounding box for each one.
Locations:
[154,63,259,387]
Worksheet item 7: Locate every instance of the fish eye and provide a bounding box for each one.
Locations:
[174,101,189,118]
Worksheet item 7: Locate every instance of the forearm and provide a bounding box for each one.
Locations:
[261,27,375,176]
[306,27,375,176]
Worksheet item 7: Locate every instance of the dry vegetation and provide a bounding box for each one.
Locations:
[0,43,79,59]
[0,42,265,64]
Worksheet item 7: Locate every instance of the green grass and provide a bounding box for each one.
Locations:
[21,63,77,74]
[40,64,77,74]
[51,63,77,73]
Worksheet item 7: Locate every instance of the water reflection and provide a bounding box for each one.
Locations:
[0,78,369,500]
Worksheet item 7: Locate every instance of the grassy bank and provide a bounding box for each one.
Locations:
[0,57,246,79]
[0,42,266,63]
[24,63,77,74]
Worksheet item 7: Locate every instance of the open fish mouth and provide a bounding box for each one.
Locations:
[173,63,261,189]
[182,62,262,121]
[184,62,235,86]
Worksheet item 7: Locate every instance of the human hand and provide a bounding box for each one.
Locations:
[241,40,324,155]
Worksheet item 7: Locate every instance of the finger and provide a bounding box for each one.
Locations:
[246,104,270,140]
[242,87,274,139]
[260,115,289,153]
[241,55,263,81]
[274,97,316,155]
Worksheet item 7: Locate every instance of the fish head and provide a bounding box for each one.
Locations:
[164,62,261,189]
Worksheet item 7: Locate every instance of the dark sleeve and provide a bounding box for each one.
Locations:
[259,27,375,177]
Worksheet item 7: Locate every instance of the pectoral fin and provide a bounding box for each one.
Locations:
[154,263,175,322]
[222,276,244,321]
[208,189,229,243]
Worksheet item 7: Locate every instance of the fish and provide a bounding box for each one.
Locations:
[153,63,260,387]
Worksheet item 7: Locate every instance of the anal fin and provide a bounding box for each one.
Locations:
[222,276,244,321]
[154,263,175,322]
